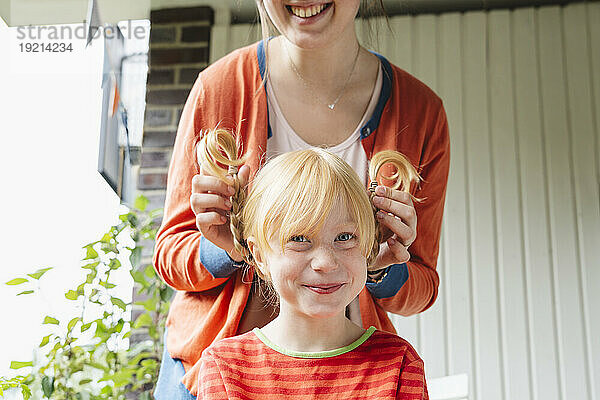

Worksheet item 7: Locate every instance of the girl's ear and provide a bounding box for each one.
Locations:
[246,237,268,278]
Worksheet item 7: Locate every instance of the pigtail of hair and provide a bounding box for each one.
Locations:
[197,128,254,266]
[366,150,422,265]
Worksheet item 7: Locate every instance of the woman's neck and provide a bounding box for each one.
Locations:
[259,309,366,353]
[270,29,361,86]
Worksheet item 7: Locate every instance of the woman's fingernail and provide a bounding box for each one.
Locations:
[376,186,386,195]
[388,238,396,245]
[377,211,385,219]
[221,216,227,223]
[374,197,383,205]
[225,199,232,208]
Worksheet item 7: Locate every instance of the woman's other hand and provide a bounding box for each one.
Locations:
[190,164,251,262]
[370,185,417,270]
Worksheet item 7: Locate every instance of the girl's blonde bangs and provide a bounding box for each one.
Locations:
[243,149,376,258]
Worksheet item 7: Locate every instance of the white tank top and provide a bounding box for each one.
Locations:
[265,63,383,186]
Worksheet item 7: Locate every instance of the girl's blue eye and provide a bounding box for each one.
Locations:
[337,233,356,241]
[290,235,309,243]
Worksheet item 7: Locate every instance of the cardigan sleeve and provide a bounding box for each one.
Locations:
[152,76,236,292]
[369,104,450,316]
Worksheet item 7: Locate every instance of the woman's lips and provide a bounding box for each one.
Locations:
[303,283,345,294]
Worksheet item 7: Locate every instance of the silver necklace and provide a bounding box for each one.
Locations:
[284,42,361,111]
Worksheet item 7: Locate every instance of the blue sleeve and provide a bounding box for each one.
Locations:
[199,236,241,278]
[365,263,409,299]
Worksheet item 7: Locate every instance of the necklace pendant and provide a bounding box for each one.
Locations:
[328,103,335,110]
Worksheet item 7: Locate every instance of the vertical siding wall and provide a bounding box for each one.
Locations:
[211,3,600,400]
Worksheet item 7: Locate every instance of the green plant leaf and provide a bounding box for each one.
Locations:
[39,334,52,347]
[84,245,99,260]
[130,269,148,287]
[108,259,121,270]
[133,313,153,329]
[136,297,157,312]
[41,375,54,398]
[111,297,127,311]
[134,195,149,212]
[42,316,59,325]
[99,281,116,289]
[65,290,79,300]
[82,261,100,270]
[100,233,112,243]
[26,267,53,280]
[144,264,156,279]
[5,278,28,286]
[79,378,92,385]
[10,361,33,369]
[17,290,34,296]
[160,287,173,302]
[81,322,92,332]
[67,317,80,331]
[21,385,32,400]
[100,385,113,396]
[129,246,142,267]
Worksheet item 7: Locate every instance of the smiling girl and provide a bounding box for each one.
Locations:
[196,128,427,399]
[153,0,449,398]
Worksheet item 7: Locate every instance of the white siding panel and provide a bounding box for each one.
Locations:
[586,3,600,398]
[438,12,474,392]
[512,8,561,400]
[389,16,412,73]
[488,9,532,400]
[463,11,503,400]
[563,4,600,400]
[412,13,448,380]
[538,6,590,400]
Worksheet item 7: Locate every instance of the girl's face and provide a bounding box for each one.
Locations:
[251,205,367,320]
[261,0,361,49]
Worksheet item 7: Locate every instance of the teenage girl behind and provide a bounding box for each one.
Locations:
[196,128,428,399]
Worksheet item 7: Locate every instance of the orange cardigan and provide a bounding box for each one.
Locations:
[153,41,449,396]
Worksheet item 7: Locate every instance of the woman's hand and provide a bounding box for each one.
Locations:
[190,164,251,262]
[369,185,417,271]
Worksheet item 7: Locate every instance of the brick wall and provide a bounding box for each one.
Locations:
[138,6,214,212]
[131,6,214,347]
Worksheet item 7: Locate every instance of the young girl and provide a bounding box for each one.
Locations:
[196,129,428,399]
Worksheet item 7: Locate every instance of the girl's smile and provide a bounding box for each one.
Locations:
[302,283,346,294]
[249,205,367,320]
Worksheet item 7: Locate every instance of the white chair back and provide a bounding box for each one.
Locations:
[427,373,469,400]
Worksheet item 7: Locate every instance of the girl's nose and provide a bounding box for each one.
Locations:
[310,247,339,272]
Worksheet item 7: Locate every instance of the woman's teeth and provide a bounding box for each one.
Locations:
[290,4,327,18]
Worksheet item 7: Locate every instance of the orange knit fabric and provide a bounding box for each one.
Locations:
[198,329,428,400]
[153,42,450,396]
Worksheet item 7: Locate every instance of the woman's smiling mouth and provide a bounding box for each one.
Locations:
[286,3,332,19]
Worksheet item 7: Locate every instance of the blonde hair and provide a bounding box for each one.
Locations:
[198,128,420,282]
